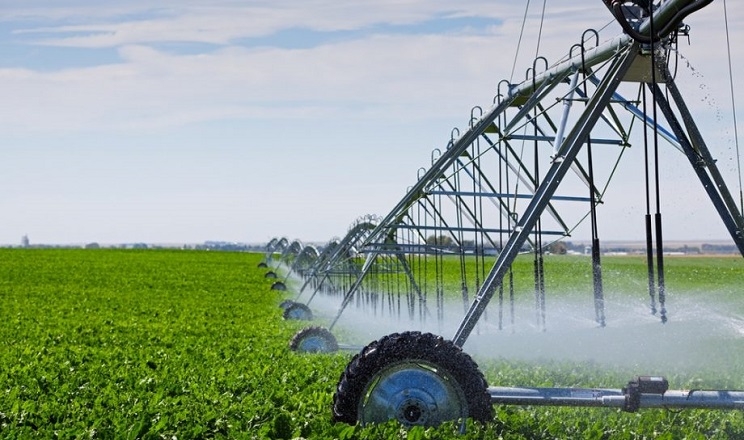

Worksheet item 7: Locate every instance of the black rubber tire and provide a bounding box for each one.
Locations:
[332,331,492,426]
[289,326,339,353]
[265,271,278,279]
[257,262,268,268]
[279,300,295,310]
[271,281,287,291]
[282,302,313,321]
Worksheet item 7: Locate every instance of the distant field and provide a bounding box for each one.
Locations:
[374,253,744,306]
[2,248,743,439]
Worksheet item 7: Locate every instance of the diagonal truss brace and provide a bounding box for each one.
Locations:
[453,44,641,347]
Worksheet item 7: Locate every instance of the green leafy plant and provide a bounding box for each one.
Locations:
[1,248,743,438]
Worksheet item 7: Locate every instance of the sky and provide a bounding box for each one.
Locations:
[1,1,743,246]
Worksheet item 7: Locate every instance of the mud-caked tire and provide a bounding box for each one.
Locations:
[332,331,492,426]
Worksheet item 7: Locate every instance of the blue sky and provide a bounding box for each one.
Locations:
[1,1,742,246]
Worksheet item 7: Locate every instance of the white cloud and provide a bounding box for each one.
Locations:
[0,2,621,135]
[10,1,519,47]
[0,33,505,133]
[4,2,740,139]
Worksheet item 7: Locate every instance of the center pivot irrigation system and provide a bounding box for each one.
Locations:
[262,0,744,428]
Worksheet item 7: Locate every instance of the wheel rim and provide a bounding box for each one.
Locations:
[358,361,468,426]
[285,305,312,320]
[296,334,333,353]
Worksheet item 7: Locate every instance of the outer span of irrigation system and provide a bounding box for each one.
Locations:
[268,0,744,428]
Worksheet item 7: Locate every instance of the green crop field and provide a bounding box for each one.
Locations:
[2,248,744,439]
[381,253,744,302]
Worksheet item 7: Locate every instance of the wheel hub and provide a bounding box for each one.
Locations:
[396,397,431,425]
[359,361,468,426]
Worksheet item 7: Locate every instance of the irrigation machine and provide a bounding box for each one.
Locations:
[268,0,744,428]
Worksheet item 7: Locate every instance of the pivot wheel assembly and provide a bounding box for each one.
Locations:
[332,331,492,426]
